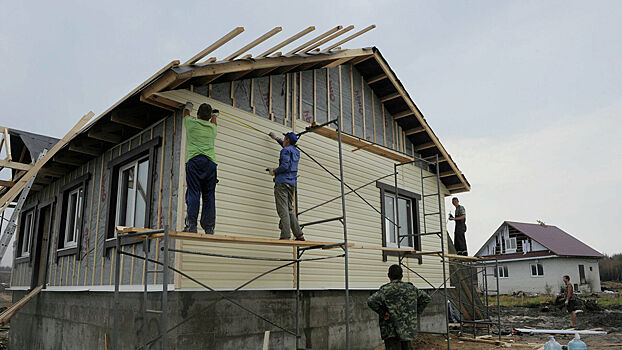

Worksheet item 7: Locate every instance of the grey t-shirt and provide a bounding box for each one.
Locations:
[455,205,466,229]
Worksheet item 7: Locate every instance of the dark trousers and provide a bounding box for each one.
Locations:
[185,155,217,231]
[454,225,467,256]
[274,183,302,239]
[384,337,411,350]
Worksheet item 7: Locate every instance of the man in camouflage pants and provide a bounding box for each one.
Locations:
[367,264,431,350]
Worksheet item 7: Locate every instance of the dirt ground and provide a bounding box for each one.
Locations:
[374,305,622,349]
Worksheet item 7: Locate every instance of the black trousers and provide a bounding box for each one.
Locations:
[454,225,467,256]
[385,337,411,350]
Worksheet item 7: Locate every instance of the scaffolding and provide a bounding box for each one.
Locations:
[111,118,501,350]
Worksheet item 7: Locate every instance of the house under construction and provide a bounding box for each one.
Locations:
[1,25,487,350]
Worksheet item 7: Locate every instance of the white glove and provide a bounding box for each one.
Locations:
[565,300,569,305]
[268,131,278,140]
[184,102,194,112]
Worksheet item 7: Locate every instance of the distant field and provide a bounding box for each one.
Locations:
[487,293,622,308]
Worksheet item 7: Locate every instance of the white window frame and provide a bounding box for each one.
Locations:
[495,265,509,278]
[64,187,83,248]
[383,194,414,249]
[20,210,35,257]
[114,156,149,233]
[505,237,517,253]
[530,263,544,277]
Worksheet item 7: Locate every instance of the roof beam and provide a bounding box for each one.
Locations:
[87,128,123,144]
[322,57,355,68]
[414,142,437,151]
[0,160,32,171]
[367,74,387,84]
[140,70,179,101]
[177,48,371,80]
[0,180,14,188]
[446,184,465,191]
[224,27,282,61]
[405,126,425,135]
[286,26,343,55]
[258,26,315,58]
[183,27,245,65]
[373,52,470,191]
[393,110,414,120]
[439,171,456,178]
[52,153,86,166]
[110,111,150,130]
[380,92,401,103]
[303,25,354,53]
[321,24,376,52]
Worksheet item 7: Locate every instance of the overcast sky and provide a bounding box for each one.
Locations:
[1,1,621,265]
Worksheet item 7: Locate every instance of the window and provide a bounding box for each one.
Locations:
[56,173,90,258]
[115,157,149,228]
[530,263,544,276]
[579,264,586,284]
[494,265,509,278]
[17,209,35,258]
[505,237,517,253]
[104,137,160,246]
[63,187,83,248]
[383,195,414,248]
[376,182,421,261]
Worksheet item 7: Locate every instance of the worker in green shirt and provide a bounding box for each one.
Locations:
[183,102,218,234]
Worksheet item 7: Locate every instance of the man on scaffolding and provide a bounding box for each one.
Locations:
[183,102,218,234]
[268,131,305,241]
[449,197,467,255]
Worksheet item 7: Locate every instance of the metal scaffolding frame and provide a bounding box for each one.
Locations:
[111,117,501,350]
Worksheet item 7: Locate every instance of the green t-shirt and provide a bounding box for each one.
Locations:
[184,116,217,163]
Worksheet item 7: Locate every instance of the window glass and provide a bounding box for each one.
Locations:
[384,196,396,245]
[384,195,414,248]
[64,188,83,247]
[21,211,34,256]
[116,157,149,229]
[397,198,413,247]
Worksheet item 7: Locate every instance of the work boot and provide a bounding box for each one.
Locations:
[202,226,215,235]
[183,225,197,233]
[295,235,305,241]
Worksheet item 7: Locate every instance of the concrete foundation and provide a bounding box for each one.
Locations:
[11,288,446,350]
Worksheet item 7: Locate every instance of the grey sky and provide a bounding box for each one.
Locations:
[1,1,621,265]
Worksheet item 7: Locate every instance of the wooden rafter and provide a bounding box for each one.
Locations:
[0,160,32,171]
[380,92,401,103]
[440,171,455,178]
[87,127,123,144]
[405,126,425,135]
[258,26,315,57]
[321,24,376,52]
[109,111,150,130]
[224,27,282,61]
[285,26,343,55]
[0,112,93,213]
[393,110,414,120]
[183,27,245,65]
[367,74,387,84]
[414,142,436,151]
[303,25,354,53]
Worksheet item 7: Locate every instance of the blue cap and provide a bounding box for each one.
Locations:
[283,132,297,144]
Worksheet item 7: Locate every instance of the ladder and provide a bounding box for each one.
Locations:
[0,151,46,263]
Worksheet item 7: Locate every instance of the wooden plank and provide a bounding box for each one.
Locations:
[303,25,354,53]
[0,285,43,326]
[140,70,179,102]
[367,74,386,84]
[0,112,93,213]
[0,180,14,187]
[439,171,455,178]
[116,226,352,249]
[380,92,401,103]
[321,25,376,52]
[307,123,412,163]
[183,27,245,65]
[3,128,11,161]
[0,160,32,171]
[110,111,150,130]
[414,142,436,151]
[322,56,354,69]
[405,126,425,135]
[258,26,315,58]
[224,27,282,61]
[285,26,343,55]
[392,110,414,120]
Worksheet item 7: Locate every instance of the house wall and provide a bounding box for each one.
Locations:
[10,113,182,289]
[480,257,601,294]
[172,79,450,291]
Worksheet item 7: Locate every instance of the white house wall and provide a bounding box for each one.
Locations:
[480,257,601,294]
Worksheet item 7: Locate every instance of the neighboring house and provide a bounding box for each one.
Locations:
[476,221,603,295]
[7,29,470,350]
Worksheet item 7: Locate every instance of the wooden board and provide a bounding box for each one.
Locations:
[0,285,43,326]
[307,123,413,163]
[116,226,351,249]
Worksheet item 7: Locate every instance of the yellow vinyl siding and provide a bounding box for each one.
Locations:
[171,90,449,290]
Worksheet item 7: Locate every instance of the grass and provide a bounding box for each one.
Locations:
[487,293,622,308]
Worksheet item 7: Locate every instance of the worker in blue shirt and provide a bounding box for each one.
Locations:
[268,131,305,240]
